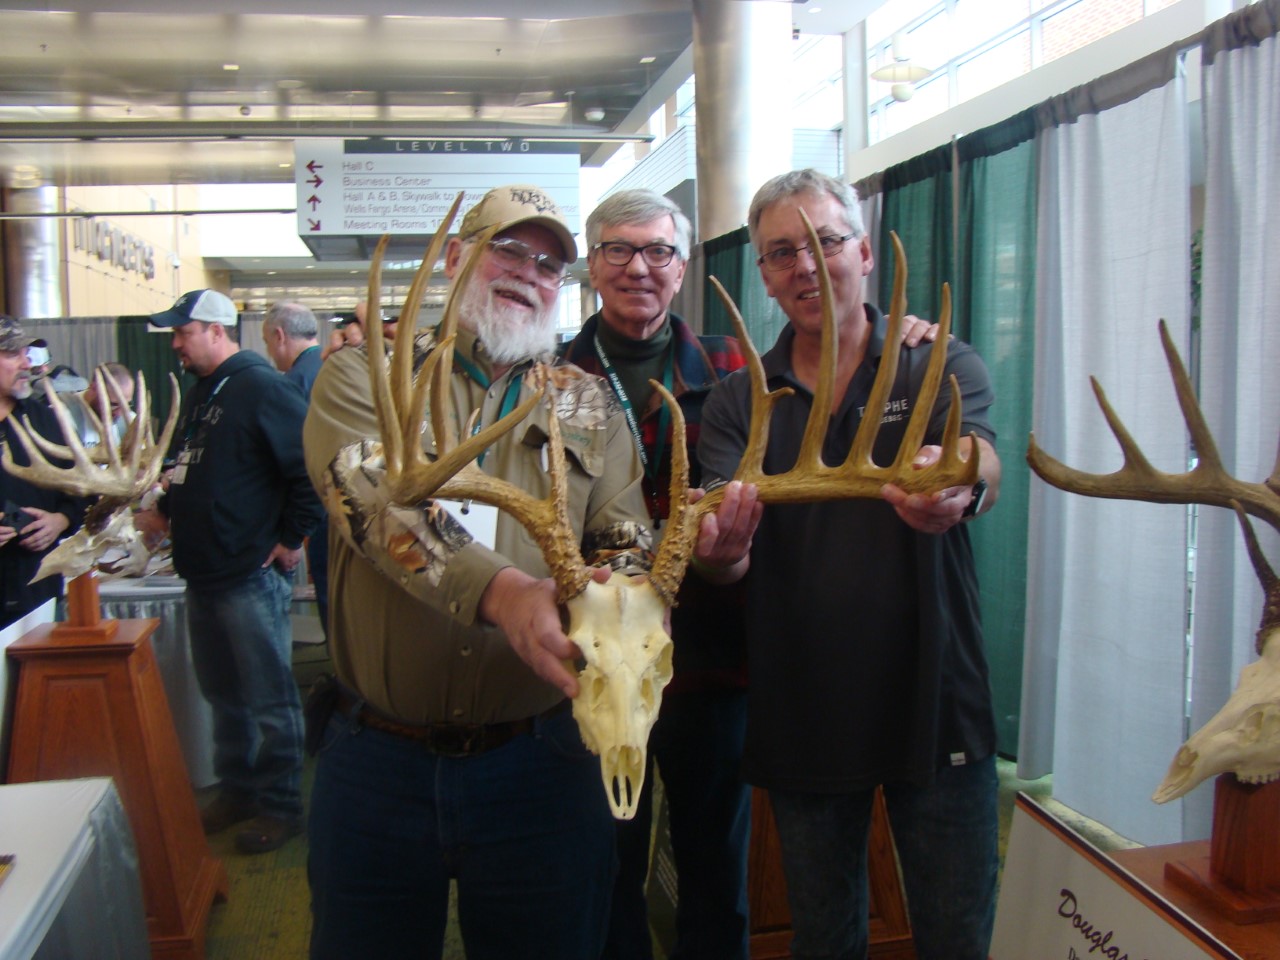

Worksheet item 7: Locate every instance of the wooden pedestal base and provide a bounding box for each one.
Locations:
[6,605,227,960]
[1162,775,1280,925]
[748,787,915,959]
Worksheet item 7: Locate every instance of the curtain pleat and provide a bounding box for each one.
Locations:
[701,225,787,351]
[1189,5,1280,840]
[957,129,1037,758]
[1026,70,1193,845]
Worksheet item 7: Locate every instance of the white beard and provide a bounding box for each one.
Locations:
[458,277,557,365]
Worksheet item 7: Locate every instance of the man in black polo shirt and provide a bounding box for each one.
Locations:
[698,168,1003,960]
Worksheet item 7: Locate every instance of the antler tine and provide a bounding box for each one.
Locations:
[1231,500,1279,655]
[1027,319,1280,532]
[394,192,466,443]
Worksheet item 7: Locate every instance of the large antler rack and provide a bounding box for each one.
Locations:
[2,369,180,529]
[648,218,982,604]
[365,193,593,604]
[1027,318,1280,652]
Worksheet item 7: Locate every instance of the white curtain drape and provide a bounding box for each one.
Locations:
[1022,65,1193,845]
[1187,3,1280,838]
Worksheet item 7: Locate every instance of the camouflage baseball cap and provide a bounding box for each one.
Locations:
[457,184,577,262]
[0,316,34,354]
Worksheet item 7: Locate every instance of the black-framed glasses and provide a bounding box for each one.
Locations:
[591,241,679,268]
[486,237,568,288]
[756,233,856,272]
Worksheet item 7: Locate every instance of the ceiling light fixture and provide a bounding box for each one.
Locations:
[222,63,239,71]
[870,32,933,102]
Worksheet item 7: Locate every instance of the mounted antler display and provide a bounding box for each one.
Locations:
[361,198,979,818]
[1,368,180,581]
[1027,319,1280,803]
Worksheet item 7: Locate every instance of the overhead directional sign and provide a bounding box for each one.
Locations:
[295,139,580,260]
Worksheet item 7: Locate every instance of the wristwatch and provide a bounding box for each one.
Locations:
[961,477,988,520]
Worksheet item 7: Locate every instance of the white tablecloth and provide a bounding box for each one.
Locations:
[0,778,149,960]
[98,576,217,788]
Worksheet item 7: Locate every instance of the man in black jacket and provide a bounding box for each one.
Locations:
[143,289,323,854]
[0,317,86,629]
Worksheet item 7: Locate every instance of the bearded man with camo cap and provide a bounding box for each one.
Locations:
[303,184,654,960]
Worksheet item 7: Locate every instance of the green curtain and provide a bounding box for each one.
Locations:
[877,146,953,322]
[116,317,191,433]
[874,118,1037,757]
[956,112,1037,756]
[702,226,787,353]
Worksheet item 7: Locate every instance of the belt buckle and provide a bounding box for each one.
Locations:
[428,724,481,757]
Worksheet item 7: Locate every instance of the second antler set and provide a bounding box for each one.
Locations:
[1028,321,1280,803]
[362,195,980,819]
[1,368,179,583]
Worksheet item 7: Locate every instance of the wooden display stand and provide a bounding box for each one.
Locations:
[1160,775,1280,924]
[748,787,914,959]
[5,573,227,960]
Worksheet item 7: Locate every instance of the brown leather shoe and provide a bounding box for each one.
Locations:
[200,794,260,835]
[235,814,302,854]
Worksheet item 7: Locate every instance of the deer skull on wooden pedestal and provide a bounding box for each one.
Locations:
[363,198,979,818]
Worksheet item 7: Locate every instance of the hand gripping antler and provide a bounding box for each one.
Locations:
[648,219,982,604]
[365,195,593,604]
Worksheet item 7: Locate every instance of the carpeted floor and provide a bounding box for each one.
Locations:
[201,629,1131,960]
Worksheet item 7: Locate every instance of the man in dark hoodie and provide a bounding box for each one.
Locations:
[144,288,323,854]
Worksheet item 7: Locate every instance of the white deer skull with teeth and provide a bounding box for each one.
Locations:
[568,577,673,818]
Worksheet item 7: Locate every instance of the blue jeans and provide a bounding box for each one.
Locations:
[308,704,616,960]
[185,565,303,819]
[605,688,751,960]
[770,756,998,960]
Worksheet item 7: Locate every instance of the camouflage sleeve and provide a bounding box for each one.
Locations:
[303,343,513,624]
[545,361,654,577]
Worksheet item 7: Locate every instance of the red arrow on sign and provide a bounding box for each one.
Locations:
[307,195,321,210]
[308,219,321,231]
[307,160,324,173]
[307,175,323,188]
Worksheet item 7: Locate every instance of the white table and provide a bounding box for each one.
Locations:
[98,576,217,787]
[0,778,149,960]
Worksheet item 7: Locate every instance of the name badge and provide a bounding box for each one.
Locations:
[437,500,498,550]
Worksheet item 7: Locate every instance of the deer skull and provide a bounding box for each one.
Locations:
[1153,639,1280,803]
[567,578,673,819]
[34,506,150,583]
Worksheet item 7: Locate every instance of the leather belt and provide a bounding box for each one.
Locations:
[335,690,568,757]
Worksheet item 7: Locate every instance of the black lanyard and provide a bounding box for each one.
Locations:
[593,332,674,494]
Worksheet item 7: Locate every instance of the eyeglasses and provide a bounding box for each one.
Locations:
[486,237,568,288]
[756,233,856,272]
[591,241,679,268]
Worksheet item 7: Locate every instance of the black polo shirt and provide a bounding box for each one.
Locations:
[698,304,998,792]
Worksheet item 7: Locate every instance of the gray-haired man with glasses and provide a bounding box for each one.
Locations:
[563,189,755,960]
[304,184,657,960]
[698,168,1003,960]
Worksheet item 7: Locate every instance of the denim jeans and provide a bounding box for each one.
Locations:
[308,704,616,960]
[604,687,751,960]
[770,756,998,960]
[185,565,303,819]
